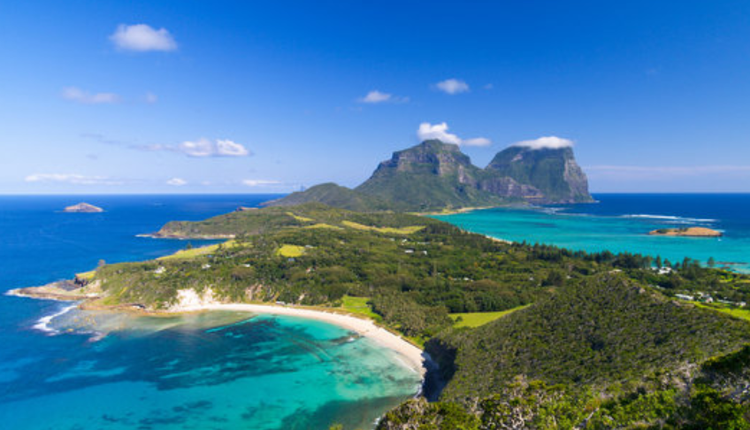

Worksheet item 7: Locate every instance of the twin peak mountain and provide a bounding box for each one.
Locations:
[267,139,592,212]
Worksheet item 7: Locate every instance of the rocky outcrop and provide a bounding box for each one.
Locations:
[63,202,104,213]
[649,227,723,237]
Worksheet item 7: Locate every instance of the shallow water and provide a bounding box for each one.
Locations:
[435,193,750,272]
[0,195,420,430]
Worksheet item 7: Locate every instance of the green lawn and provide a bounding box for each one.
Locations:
[341,295,381,321]
[158,240,236,261]
[695,302,750,322]
[450,305,530,328]
[277,244,306,258]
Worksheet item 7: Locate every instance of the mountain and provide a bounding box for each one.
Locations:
[266,139,593,211]
[485,146,592,203]
[355,140,509,211]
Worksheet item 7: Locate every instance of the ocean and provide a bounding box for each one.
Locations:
[434,193,750,273]
[0,195,421,430]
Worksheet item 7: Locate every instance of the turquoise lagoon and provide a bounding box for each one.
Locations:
[435,193,750,273]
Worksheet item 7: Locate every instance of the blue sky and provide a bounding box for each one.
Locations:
[2,0,750,194]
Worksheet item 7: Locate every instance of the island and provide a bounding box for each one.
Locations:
[649,226,723,237]
[13,202,750,429]
[63,202,104,213]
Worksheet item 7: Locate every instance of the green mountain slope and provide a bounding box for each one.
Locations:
[262,183,390,212]
[436,274,750,400]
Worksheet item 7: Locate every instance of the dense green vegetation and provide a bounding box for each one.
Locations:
[80,203,750,428]
[263,182,392,212]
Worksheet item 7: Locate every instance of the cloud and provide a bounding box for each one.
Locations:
[435,78,469,95]
[142,138,250,157]
[513,136,573,150]
[179,138,249,157]
[62,87,120,104]
[242,179,282,187]
[166,177,187,186]
[358,90,409,104]
[417,122,491,146]
[360,90,391,103]
[144,92,158,104]
[24,173,122,185]
[110,24,177,52]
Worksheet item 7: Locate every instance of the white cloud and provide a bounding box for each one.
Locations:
[357,90,409,104]
[242,179,282,187]
[62,87,120,104]
[175,138,250,157]
[110,24,177,52]
[435,78,469,95]
[417,122,461,145]
[513,136,573,150]
[360,90,391,103]
[144,92,158,104]
[417,122,491,147]
[166,177,187,186]
[24,173,122,185]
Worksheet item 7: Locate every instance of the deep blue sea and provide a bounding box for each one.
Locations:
[435,193,750,273]
[0,195,420,430]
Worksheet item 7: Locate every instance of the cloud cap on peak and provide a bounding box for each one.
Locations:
[417,122,491,147]
[513,136,574,150]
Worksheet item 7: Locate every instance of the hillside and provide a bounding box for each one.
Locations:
[379,275,750,429]
[262,183,391,212]
[266,139,593,212]
[436,275,750,399]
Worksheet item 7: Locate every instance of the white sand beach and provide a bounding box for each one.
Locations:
[169,290,427,376]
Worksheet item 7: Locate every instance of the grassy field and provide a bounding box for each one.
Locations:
[340,295,382,321]
[277,244,306,258]
[302,223,342,230]
[286,212,314,222]
[341,220,424,235]
[449,305,530,328]
[157,241,235,261]
[695,302,750,322]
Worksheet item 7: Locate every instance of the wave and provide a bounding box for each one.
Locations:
[620,214,717,223]
[33,304,77,335]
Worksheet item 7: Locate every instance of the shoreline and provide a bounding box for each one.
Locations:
[173,302,428,376]
[8,287,429,377]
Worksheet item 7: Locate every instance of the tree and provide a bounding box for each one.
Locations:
[655,256,663,269]
[708,257,716,268]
